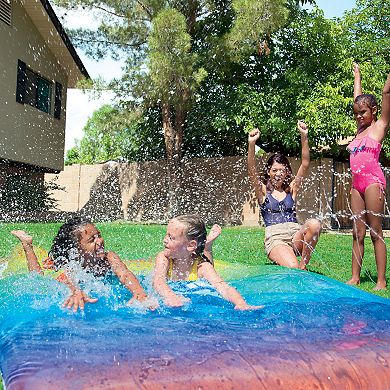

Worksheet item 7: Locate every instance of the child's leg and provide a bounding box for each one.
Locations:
[268,245,299,268]
[347,189,367,285]
[204,224,221,260]
[292,219,321,270]
[364,184,387,290]
[11,230,43,274]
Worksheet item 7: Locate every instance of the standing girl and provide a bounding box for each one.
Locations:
[247,121,321,269]
[347,63,390,290]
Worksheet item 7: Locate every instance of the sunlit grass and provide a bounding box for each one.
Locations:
[0,222,389,299]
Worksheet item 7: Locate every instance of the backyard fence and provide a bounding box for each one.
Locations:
[44,156,337,227]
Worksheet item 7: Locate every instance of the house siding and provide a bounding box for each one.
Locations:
[0,0,68,171]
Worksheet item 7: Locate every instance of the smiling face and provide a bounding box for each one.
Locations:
[268,162,288,189]
[162,219,194,261]
[77,223,105,259]
[354,101,376,132]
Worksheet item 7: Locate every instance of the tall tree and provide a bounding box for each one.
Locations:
[56,0,293,214]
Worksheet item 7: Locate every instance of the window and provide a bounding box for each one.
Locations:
[16,60,62,118]
[0,0,11,26]
[24,68,52,114]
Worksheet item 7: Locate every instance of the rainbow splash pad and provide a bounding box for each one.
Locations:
[0,262,390,389]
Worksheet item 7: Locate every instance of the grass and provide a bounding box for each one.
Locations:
[0,221,389,299]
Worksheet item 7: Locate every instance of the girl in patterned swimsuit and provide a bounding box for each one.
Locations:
[346,63,390,290]
[247,121,321,270]
[153,214,262,310]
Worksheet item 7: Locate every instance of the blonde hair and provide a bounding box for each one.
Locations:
[174,214,207,256]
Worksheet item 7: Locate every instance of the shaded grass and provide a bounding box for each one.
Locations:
[0,221,389,299]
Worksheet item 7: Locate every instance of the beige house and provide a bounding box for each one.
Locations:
[0,0,88,188]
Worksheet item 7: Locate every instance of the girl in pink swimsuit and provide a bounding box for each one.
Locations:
[346,63,390,290]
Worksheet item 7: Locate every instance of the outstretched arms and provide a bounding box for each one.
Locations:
[198,263,263,310]
[247,129,265,203]
[106,251,150,303]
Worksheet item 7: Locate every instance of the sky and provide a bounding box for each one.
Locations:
[63,0,357,153]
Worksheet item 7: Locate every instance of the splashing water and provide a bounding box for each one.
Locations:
[0,265,389,389]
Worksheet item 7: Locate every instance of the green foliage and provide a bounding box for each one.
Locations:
[0,175,63,212]
[59,0,390,161]
[148,8,207,107]
[65,104,165,164]
[1,222,389,298]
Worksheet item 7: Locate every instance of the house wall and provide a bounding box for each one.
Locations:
[45,157,335,228]
[0,0,68,172]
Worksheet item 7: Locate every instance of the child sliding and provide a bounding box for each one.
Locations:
[153,214,262,310]
[11,217,156,311]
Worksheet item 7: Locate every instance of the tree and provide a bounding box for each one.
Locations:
[65,104,165,165]
[55,0,294,214]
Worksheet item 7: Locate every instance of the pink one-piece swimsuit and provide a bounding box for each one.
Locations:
[347,132,385,195]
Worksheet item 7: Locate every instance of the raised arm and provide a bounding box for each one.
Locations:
[247,128,265,203]
[106,251,149,303]
[152,252,189,307]
[353,62,362,99]
[293,120,310,194]
[376,72,390,135]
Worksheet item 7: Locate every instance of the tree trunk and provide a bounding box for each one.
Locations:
[162,100,185,218]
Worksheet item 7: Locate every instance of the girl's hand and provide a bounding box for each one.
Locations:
[164,294,190,308]
[248,128,260,144]
[234,304,264,311]
[128,296,159,310]
[297,120,308,136]
[63,290,98,312]
[352,62,360,76]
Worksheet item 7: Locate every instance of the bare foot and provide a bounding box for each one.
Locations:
[346,278,360,286]
[11,230,33,245]
[206,224,221,244]
[373,281,387,291]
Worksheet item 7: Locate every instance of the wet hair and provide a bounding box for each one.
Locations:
[49,217,92,270]
[355,94,378,120]
[174,214,210,263]
[262,152,292,193]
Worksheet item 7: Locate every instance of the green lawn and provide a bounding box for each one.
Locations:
[0,221,389,299]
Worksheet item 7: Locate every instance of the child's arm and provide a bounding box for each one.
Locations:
[376,72,390,137]
[59,272,98,312]
[198,263,263,310]
[11,230,43,274]
[247,128,265,204]
[292,120,310,194]
[353,62,362,99]
[153,252,189,307]
[106,251,149,303]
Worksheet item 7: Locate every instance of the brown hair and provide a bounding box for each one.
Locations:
[262,152,292,192]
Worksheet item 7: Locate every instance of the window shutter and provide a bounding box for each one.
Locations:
[16,59,26,104]
[0,0,11,26]
[54,82,62,119]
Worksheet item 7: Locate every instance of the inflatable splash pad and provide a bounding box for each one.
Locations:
[0,257,390,389]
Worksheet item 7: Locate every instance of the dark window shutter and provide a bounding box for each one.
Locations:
[54,81,62,119]
[16,59,26,104]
